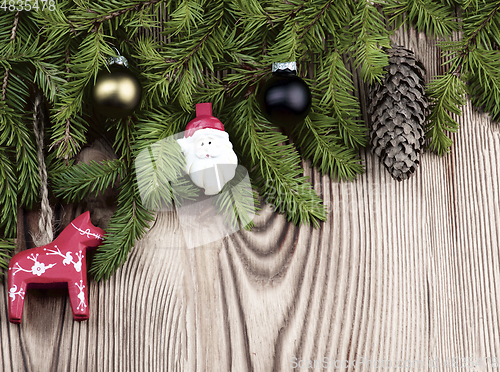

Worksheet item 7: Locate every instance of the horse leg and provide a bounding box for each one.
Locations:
[68,278,89,320]
[8,280,27,324]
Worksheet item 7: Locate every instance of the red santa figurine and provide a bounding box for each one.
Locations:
[177,103,238,195]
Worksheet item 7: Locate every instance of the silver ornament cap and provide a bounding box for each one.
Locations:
[107,47,129,68]
[272,62,296,73]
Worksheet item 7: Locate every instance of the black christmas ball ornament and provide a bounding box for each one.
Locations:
[259,62,312,128]
[92,49,142,119]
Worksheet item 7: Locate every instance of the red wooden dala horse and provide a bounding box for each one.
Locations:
[8,211,105,323]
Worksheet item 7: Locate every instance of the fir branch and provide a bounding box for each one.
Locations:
[223,64,268,97]
[53,159,126,202]
[50,118,79,160]
[150,0,225,110]
[225,0,269,49]
[0,146,18,238]
[90,0,162,32]
[294,114,365,180]
[165,0,205,37]
[349,0,390,83]
[383,0,458,38]
[314,51,368,149]
[33,61,66,104]
[264,0,306,23]
[114,118,136,161]
[462,0,479,11]
[46,150,74,181]
[1,72,40,209]
[461,1,500,53]
[0,239,15,275]
[51,31,111,158]
[264,18,299,63]
[135,0,225,109]
[426,2,500,154]
[134,136,200,211]
[89,167,153,281]
[134,106,192,145]
[228,96,326,227]
[33,0,78,41]
[425,73,466,155]
[212,166,259,231]
[298,0,333,39]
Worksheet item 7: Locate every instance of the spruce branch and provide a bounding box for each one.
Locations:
[165,0,205,37]
[426,73,466,155]
[212,166,259,231]
[53,159,126,202]
[134,106,193,145]
[313,51,368,150]
[51,31,111,158]
[298,0,334,39]
[134,136,200,211]
[89,0,162,32]
[228,96,326,227]
[264,18,299,63]
[349,0,390,83]
[468,48,500,121]
[426,2,500,154]
[383,0,458,38]
[0,239,15,275]
[294,114,365,181]
[461,1,500,52]
[1,72,40,209]
[89,167,153,281]
[33,61,66,104]
[0,146,18,238]
[223,65,268,97]
[136,0,225,109]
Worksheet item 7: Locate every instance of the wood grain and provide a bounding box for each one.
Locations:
[2,26,500,371]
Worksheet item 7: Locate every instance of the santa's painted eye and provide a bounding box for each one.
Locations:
[209,141,211,145]
[201,142,204,146]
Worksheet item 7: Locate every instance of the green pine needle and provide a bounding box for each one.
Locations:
[426,73,466,155]
[383,0,459,38]
[90,168,153,281]
[54,159,126,202]
[294,114,365,181]
[0,239,15,276]
[468,48,500,121]
[0,145,18,238]
[212,166,260,232]
[134,136,200,211]
[228,96,326,227]
[314,50,368,149]
[349,0,391,83]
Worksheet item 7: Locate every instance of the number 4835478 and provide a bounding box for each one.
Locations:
[1,0,56,11]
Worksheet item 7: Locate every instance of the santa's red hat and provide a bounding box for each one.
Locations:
[184,103,225,138]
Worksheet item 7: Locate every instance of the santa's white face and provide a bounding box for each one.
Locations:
[177,128,238,195]
[193,134,224,159]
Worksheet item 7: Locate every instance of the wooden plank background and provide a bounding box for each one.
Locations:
[1,24,500,371]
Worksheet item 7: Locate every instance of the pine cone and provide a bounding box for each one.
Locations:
[368,45,428,181]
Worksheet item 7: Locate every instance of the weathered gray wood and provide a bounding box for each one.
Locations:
[2,26,500,371]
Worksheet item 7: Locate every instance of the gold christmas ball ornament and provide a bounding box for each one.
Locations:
[92,51,142,119]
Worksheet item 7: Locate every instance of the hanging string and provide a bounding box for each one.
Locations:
[32,92,54,246]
